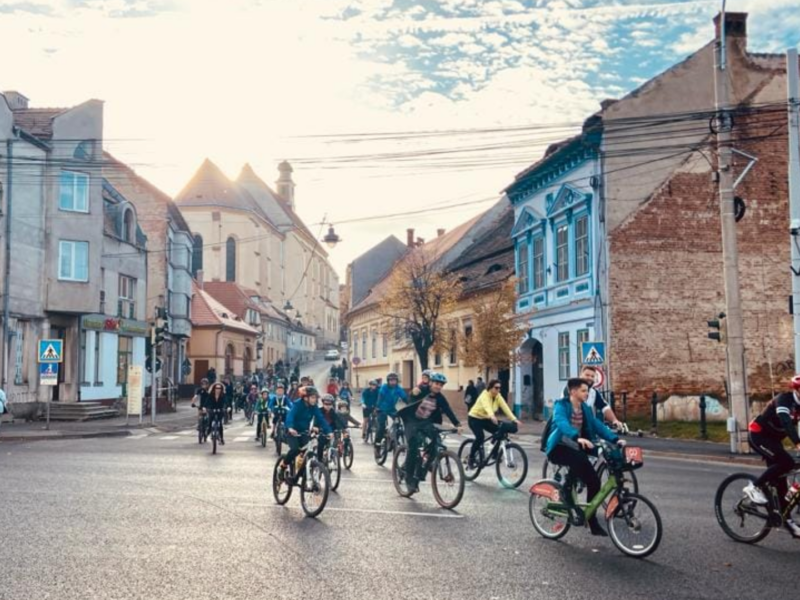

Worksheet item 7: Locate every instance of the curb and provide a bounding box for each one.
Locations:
[644,449,762,466]
[0,430,131,442]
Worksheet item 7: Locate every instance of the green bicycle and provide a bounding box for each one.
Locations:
[529,440,662,558]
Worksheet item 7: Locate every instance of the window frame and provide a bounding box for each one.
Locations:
[517,239,529,294]
[574,213,590,277]
[555,223,570,283]
[58,240,90,282]
[576,329,590,371]
[118,275,137,319]
[558,331,570,381]
[59,170,90,213]
[532,235,545,290]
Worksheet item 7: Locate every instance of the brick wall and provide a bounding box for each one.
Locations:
[608,113,793,413]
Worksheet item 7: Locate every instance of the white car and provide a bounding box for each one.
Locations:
[324,349,341,361]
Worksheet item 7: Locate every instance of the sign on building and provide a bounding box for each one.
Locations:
[38,339,63,363]
[580,342,605,366]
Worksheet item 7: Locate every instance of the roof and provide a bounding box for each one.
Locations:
[11,107,66,139]
[201,282,263,321]
[174,158,264,216]
[237,163,294,232]
[191,282,259,334]
[349,235,408,307]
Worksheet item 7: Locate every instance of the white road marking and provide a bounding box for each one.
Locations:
[323,506,465,518]
[234,436,251,443]
[126,434,148,440]
[177,430,195,436]
[159,436,179,440]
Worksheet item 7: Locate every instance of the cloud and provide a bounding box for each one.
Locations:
[0,2,52,14]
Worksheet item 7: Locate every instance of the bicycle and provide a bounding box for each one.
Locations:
[197,413,208,444]
[207,409,224,455]
[273,409,288,456]
[529,440,662,558]
[324,434,342,491]
[258,410,270,448]
[714,454,800,544]
[375,415,405,466]
[245,400,255,426]
[337,429,354,470]
[392,425,466,510]
[272,432,332,518]
[362,408,376,444]
[458,426,529,488]
[542,449,639,502]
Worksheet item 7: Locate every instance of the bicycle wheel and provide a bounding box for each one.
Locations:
[496,442,528,489]
[197,422,204,444]
[300,459,330,518]
[714,473,771,544]
[275,424,284,456]
[606,492,663,558]
[366,421,375,445]
[597,462,639,496]
[431,450,465,510]
[528,480,571,540]
[375,438,389,466]
[328,449,342,492]
[457,439,483,481]
[272,458,293,505]
[261,421,268,448]
[212,431,217,455]
[343,439,354,470]
[392,445,413,497]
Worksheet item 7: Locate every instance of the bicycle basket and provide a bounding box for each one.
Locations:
[605,445,643,471]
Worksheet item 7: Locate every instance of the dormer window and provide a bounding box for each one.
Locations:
[122,208,135,243]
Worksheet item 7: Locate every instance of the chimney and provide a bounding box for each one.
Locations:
[713,12,747,40]
[437,228,445,238]
[406,228,415,247]
[416,237,424,246]
[276,160,296,210]
[3,91,29,110]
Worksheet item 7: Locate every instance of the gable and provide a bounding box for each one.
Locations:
[511,207,545,238]
[546,184,592,217]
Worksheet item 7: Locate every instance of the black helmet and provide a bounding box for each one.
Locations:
[387,371,399,381]
[304,386,319,398]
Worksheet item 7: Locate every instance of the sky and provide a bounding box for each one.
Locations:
[1,0,799,276]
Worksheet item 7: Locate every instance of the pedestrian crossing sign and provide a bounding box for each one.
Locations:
[38,339,63,363]
[581,342,605,366]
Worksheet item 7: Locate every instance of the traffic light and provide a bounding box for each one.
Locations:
[145,355,162,373]
[155,320,169,346]
[707,312,726,342]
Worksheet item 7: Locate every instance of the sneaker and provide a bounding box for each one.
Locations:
[743,483,768,505]
[785,519,800,538]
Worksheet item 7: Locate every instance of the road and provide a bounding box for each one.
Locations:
[1,414,797,600]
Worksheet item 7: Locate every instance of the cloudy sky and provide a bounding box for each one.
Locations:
[1,0,798,274]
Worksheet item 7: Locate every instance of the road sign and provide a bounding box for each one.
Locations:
[39,363,58,386]
[593,366,605,389]
[581,341,605,366]
[352,356,361,366]
[38,339,63,363]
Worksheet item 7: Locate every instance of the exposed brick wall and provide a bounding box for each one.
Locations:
[608,113,793,413]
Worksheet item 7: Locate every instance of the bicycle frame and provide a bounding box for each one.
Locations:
[533,472,622,522]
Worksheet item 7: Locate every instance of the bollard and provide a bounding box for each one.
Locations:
[622,392,628,423]
[651,391,658,432]
[699,394,708,440]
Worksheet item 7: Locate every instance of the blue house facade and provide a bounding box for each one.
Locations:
[506,133,603,417]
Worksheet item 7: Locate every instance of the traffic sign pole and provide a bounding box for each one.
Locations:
[150,313,156,425]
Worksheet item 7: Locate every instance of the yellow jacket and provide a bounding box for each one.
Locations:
[468,391,517,421]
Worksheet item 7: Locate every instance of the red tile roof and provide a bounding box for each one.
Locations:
[12,108,67,139]
[191,282,259,334]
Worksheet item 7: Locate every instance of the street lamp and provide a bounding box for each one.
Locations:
[322,225,341,249]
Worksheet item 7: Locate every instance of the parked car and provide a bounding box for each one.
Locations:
[324,349,341,361]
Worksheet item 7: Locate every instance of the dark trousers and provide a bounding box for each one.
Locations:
[405,421,437,487]
[375,411,392,445]
[206,410,224,442]
[750,432,794,509]
[547,444,599,505]
[256,412,269,437]
[284,433,310,470]
[467,418,518,464]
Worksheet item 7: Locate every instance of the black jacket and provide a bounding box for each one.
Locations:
[398,393,460,427]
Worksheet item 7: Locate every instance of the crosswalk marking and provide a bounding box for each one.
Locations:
[234,436,251,443]
[126,434,148,440]
[159,435,179,440]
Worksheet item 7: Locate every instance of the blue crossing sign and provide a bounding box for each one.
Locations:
[38,339,64,363]
[581,341,605,366]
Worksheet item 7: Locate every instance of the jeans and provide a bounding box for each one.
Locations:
[404,421,437,488]
[206,410,225,442]
[375,411,394,445]
[750,432,794,509]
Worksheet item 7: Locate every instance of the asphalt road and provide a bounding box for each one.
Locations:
[1,414,797,600]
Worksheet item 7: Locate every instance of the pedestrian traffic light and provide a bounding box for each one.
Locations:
[154,319,169,346]
[707,312,726,342]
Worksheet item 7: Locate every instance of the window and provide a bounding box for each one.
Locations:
[244,347,252,376]
[122,209,135,243]
[118,275,137,319]
[371,329,377,359]
[58,241,89,282]
[434,351,442,367]
[94,333,103,384]
[556,224,569,282]
[361,329,367,360]
[575,215,589,277]
[382,333,388,358]
[59,170,89,212]
[448,328,457,365]
[117,336,132,385]
[14,321,26,385]
[225,344,234,375]
[353,331,359,358]
[533,237,545,290]
[517,240,529,294]
[192,234,203,276]
[558,332,570,380]
[226,237,236,282]
[577,329,590,371]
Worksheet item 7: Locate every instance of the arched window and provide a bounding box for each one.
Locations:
[122,209,135,243]
[224,344,234,376]
[192,234,203,277]
[226,236,236,282]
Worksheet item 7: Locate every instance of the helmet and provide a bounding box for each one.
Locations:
[791,375,800,390]
[321,394,335,404]
[275,381,285,389]
[304,386,319,398]
[387,371,399,381]
[337,400,350,414]
[368,379,378,386]
[422,369,432,378]
[429,372,447,384]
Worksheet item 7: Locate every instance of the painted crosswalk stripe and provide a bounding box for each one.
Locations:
[127,434,148,440]
[234,436,251,443]
[159,436,179,441]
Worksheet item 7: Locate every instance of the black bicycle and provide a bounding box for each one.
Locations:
[272,432,332,518]
[375,415,405,466]
[245,400,255,426]
[715,455,800,544]
[197,413,208,444]
[392,425,465,509]
[337,429,354,470]
[273,409,288,456]
[458,426,528,488]
[362,408,376,444]
[324,434,342,491]
[207,409,224,454]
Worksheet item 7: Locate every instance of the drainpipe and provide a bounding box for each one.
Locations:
[2,138,13,389]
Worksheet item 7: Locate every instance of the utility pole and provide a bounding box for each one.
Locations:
[713,10,750,453]
[787,48,800,372]
[151,308,157,425]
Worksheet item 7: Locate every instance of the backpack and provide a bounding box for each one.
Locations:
[539,415,553,452]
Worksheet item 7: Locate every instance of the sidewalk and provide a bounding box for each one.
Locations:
[0,400,200,442]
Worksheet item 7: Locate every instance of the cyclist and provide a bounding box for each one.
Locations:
[191,378,211,431]
[327,377,340,397]
[361,379,379,439]
[397,372,461,494]
[744,376,800,535]
[338,381,354,405]
[202,382,227,444]
[467,378,521,468]
[254,388,271,442]
[317,394,348,461]
[563,365,626,432]
[375,372,408,449]
[410,370,432,402]
[279,387,333,482]
[288,381,300,400]
[545,377,624,536]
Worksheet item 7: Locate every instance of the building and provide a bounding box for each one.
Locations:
[103,154,194,401]
[0,91,148,414]
[174,159,340,358]
[508,11,795,415]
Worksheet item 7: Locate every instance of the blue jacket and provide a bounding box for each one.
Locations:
[545,398,618,456]
[377,383,408,414]
[268,394,292,414]
[339,388,353,403]
[361,387,379,409]
[285,399,333,435]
